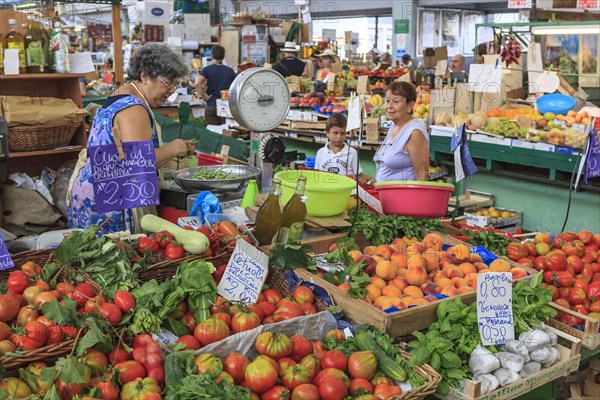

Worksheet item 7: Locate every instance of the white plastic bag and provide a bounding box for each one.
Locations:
[497,351,525,373]
[469,345,501,375]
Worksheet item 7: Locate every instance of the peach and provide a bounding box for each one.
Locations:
[489,259,511,272]
[468,253,483,263]
[422,233,443,251]
[422,250,440,272]
[363,245,378,256]
[381,285,402,298]
[474,262,489,272]
[439,259,456,270]
[420,282,439,295]
[423,295,439,303]
[381,297,404,311]
[510,267,528,280]
[458,262,477,276]
[406,265,428,286]
[375,261,397,280]
[442,265,464,279]
[396,268,407,278]
[391,238,408,250]
[400,295,415,308]
[374,296,392,309]
[458,286,475,294]
[436,277,454,290]
[390,277,409,291]
[372,254,388,264]
[451,277,469,288]
[403,285,424,299]
[411,298,429,306]
[366,284,381,302]
[402,236,419,245]
[358,255,377,275]
[407,255,425,269]
[465,273,478,289]
[370,276,386,289]
[348,250,363,264]
[440,287,458,297]
[407,242,425,254]
[429,270,444,283]
[338,283,350,292]
[375,245,394,259]
[446,244,471,264]
[390,251,408,268]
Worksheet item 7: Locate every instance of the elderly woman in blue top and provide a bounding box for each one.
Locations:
[67,43,194,235]
[373,81,429,182]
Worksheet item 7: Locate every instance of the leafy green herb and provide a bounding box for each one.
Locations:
[464,230,510,256]
[177,260,218,323]
[323,237,359,266]
[165,372,251,400]
[56,357,90,384]
[269,242,317,271]
[75,318,113,355]
[322,261,370,299]
[164,350,197,388]
[42,298,80,327]
[512,273,556,335]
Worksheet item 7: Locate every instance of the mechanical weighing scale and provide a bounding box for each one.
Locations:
[161,68,290,214]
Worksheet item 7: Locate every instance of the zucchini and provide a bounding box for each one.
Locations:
[140,215,209,254]
[355,332,407,382]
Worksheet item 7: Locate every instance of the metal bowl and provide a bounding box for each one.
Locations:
[172,165,261,193]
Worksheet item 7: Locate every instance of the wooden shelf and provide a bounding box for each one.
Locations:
[0,73,86,80]
[9,147,83,159]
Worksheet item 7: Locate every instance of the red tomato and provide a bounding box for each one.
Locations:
[138,237,160,254]
[278,358,297,377]
[588,282,600,302]
[84,295,106,314]
[179,311,197,334]
[273,302,305,322]
[10,320,47,350]
[261,385,291,400]
[568,288,587,306]
[176,335,201,350]
[563,241,585,257]
[0,321,10,341]
[373,383,402,399]
[293,286,315,305]
[80,348,109,377]
[231,310,261,333]
[99,303,123,325]
[545,251,567,272]
[258,301,277,318]
[313,368,350,388]
[299,354,322,382]
[133,334,154,348]
[249,304,265,323]
[573,278,589,292]
[558,313,578,326]
[350,378,374,395]
[212,312,232,328]
[71,283,96,307]
[114,360,147,384]
[590,301,600,313]
[108,348,131,365]
[194,318,230,346]
[154,230,174,249]
[61,325,78,340]
[290,335,313,362]
[16,304,38,325]
[312,340,327,359]
[95,378,119,400]
[256,355,281,376]
[165,241,186,260]
[114,290,136,313]
[121,377,161,400]
[147,367,164,383]
[224,352,251,384]
[255,332,293,359]
[245,359,279,394]
[7,271,30,294]
[324,330,345,343]
[45,325,64,345]
[263,288,283,305]
[291,384,320,400]
[0,292,20,323]
[319,376,348,400]
[348,351,377,380]
[55,282,75,298]
[21,261,42,277]
[321,350,348,371]
[145,353,163,369]
[282,364,312,390]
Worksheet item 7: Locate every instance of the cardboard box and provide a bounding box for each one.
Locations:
[470,133,513,147]
[430,125,457,138]
[465,206,522,229]
[423,46,448,69]
[454,83,473,114]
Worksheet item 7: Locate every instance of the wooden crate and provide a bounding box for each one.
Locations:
[439,326,581,400]
[288,232,538,338]
[547,302,600,350]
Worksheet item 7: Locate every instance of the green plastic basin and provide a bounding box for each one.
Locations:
[274,170,356,217]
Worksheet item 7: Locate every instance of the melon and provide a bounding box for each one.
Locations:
[471,115,487,128]
[487,117,500,126]
[435,112,452,125]
[453,114,471,127]
[474,111,488,120]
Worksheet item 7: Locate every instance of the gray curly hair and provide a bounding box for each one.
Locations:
[127,43,188,81]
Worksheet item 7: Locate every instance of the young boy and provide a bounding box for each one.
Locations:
[315,114,364,180]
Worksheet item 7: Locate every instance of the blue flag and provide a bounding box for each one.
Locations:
[584,128,600,184]
[450,124,478,181]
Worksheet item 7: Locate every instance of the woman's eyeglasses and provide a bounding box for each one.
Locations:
[156,77,179,90]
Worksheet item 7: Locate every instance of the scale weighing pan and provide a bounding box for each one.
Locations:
[172,165,261,193]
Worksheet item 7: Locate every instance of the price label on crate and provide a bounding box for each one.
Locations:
[477,272,514,345]
[89,140,160,213]
[0,236,14,271]
[217,239,268,304]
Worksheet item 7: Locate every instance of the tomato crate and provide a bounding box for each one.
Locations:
[276,232,538,338]
[436,326,581,400]
[547,302,600,350]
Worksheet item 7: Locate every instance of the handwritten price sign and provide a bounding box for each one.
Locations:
[89,140,159,213]
[0,236,14,271]
[477,272,514,345]
[217,239,268,304]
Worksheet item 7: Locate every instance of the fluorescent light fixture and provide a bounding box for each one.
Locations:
[531,25,600,35]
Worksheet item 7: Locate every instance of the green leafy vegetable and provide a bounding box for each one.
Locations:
[176,260,218,324]
[75,318,113,355]
[464,230,510,256]
[42,298,80,327]
[512,273,556,335]
[165,372,251,400]
[269,242,317,271]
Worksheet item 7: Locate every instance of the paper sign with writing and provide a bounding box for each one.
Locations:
[365,118,380,144]
[89,140,159,213]
[326,73,338,92]
[357,76,371,95]
[357,185,382,214]
[435,60,448,77]
[0,236,14,271]
[584,128,600,184]
[346,96,362,132]
[468,64,502,94]
[217,239,268,303]
[477,272,514,345]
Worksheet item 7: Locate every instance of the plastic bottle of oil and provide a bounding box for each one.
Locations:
[0,35,5,74]
[6,19,26,74]
[25,17,45,73]
[253,178,282,246]
[277,175,307,243]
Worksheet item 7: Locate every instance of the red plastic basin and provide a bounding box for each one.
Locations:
[197,153,223,166]
[375,181,455,218]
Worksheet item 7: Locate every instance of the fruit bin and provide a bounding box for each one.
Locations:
[268,232,538,338]
[547,302,600,350]
[464,206,523,230]
[436,326,581,400]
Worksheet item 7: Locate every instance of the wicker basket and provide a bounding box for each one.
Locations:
[137,251,233,283]
[267,268,333,311]
[390,348,442,400]
[8,121,80,152]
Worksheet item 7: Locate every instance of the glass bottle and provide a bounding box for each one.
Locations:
[415,62,423,86]
[6,19,26,73]
[25,17,45,73]
[50,22,69,73]
[253,178,282,246]
[277,176,307,243]
[41,19,52,72]
[0,35,5,75]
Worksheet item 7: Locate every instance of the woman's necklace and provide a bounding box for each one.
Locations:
[388,115,413,143]
[130,82,151,108]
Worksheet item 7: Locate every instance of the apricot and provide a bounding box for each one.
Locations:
[474,262,489,272]
[370,276,387,289]
[366,284,382,302]
[400,295,415,308]
[440,287,458,297]
[363,246,378,255]
[406,265,428,286]
[375,261,397,280]
[447,244,471,264]
[390,277,409,291]
[468,253,483,263]
[391,238,408,250]
[442,265,464,279]
[423,233,443,251]
[420,282,439,295]
[458,286,475,294]
[451,277,469,288]
[489,259,511,272]
[390,251,408,268]
[358,255,377,275]
[375,245,393,259]
[407,255,425,269]
[422,250,440,272]
[381,285,402,298]
[403,285,424,299]
[348,250,362,264]
[510,267,528,280]
[458,262,477,276]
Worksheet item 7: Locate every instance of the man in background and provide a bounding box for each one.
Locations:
[273,41,306,77]
[195,45,236,125]
[451,54,466,72]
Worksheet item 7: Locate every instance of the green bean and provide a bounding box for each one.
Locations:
[190,167,234,180]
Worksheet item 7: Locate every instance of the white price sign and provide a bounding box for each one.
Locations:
[217,239,268,304]
[477,272,514,345]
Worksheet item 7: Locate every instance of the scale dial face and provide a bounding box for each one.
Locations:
[229,68,290,132]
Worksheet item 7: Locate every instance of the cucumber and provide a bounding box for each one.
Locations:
[355,332,407,382]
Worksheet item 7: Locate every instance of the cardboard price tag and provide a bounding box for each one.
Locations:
[357,76,371,95]
[0,236,14,271]
[477,272,514,345]
[288,75,302,93]
[365,118,380,144]
[326,73,338,93]
[357,185,382,214]
[217,239,269,303]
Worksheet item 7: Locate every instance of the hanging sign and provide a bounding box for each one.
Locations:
[322,29,336,41]
[217,239,268,303]
[89,140,160,213]
[0,236,14,271]
[394,19,409,34]
[508,0,532,7]
[477,272,514,345]
[584,128,600,184]
[578,0,599,10]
